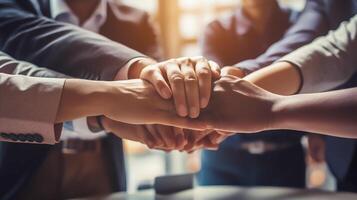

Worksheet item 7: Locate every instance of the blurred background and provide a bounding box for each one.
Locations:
[114,0,335,193]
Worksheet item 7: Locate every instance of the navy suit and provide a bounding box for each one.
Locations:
[0,0,161,199]
[223,0,357,192]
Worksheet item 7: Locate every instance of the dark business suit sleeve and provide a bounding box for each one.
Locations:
[236,0,329,74]
[0,0,144,81]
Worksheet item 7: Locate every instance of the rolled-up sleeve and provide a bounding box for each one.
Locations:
[0,73,65,144]
[280,15,357,93]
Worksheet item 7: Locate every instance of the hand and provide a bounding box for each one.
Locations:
[140,57,221,118]
[144,125,187,151]
[103,79,207,130]
[198,75,280,133]
[101,118,186,150]
[179,130,230,153]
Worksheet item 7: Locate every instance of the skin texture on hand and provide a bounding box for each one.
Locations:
[136,56,224,151]
[102,79,206,130]
[140,56,221,118]
[198,75,279,133]
[102,117,225,152]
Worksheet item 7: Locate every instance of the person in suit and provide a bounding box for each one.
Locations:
[200,14,357,139]
[219,0,357,192]
[199,0,306,188]
[0,0,221,199]
[34,0,161,198]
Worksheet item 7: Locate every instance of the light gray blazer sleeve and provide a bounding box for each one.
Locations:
[280,15,357,93]
[0,52,65,144]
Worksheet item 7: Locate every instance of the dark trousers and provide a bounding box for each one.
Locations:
[337,149,357,192]
[198,144,306,188]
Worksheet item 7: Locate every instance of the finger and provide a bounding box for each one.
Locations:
[208,60,221,80]
[195,59,212,108]
[140,66,172,99]
[145,125,165,148]
[165,61,188,117]
[221,66,245,78]
[182,132,196,152]
[155,125,176,149]
[202,140,220,150]
[209,133,227,145]
[181,60,200,118]
[139,125,156,148]
[174,127,187,150]
[182,130,208,152]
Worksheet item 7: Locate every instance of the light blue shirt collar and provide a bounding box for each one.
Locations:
[50,0,108,33]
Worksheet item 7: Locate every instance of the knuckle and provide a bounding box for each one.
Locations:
[171,74,185,84]
[167,58,177,63]
[197,68,211,77]
[208,60,219,66]
[141,67,157,77]
[184,76,197,84]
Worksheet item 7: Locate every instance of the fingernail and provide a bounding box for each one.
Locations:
[178,105,188,117]
[200,97,208,108]
[190,107,199,118]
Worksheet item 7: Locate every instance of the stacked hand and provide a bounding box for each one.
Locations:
[101,57,226,152]
[99,59,277,152]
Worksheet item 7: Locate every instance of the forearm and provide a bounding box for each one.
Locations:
[272,88,357,138]
[244,62,302,95]
[56,79,113,123]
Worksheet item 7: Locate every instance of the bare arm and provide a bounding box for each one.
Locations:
[273,88,357,138]
[243,61,302,95]
[56,79,206,130]
[200,76,357,138]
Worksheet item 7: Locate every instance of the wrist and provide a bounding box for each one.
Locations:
[100,81,130,119]
[270,95,292,131]
[81,81,123,118]
[58,79,112,122]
